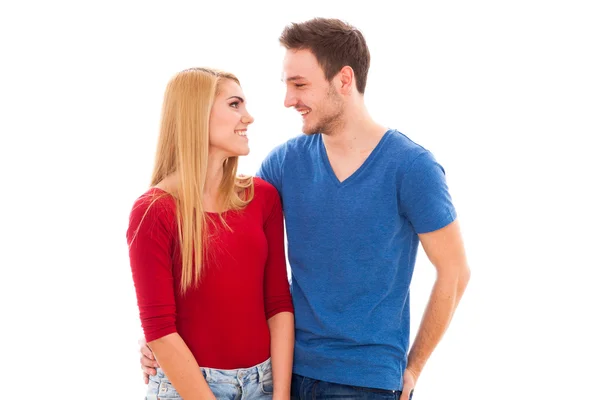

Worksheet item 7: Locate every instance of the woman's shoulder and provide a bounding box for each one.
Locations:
[130,187,177,220]
[236,176,281,215]
[250,176,280,199]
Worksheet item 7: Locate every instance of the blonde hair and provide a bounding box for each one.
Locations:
[149,67,254,293]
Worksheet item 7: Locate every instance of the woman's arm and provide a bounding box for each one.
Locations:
[127,196,215,399]
[261,183,295,399]
[268,312,294,400]
[148,333,216,400]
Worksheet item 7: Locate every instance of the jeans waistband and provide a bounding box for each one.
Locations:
[202,358,271,384]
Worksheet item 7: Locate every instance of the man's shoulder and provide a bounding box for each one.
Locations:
[262,134,317,169]
[386,129,429,153]
[270,134,315,155]
[382,129,432,167]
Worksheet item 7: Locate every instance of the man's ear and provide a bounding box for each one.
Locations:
[338,66,355,95]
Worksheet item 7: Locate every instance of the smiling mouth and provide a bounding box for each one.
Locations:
[234,129,247,137]
[298,109,311,118]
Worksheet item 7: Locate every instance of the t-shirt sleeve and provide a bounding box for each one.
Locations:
[126,195,178,342]
[256,143,286,193]
[261,184,294,319]
[399,151,457,234]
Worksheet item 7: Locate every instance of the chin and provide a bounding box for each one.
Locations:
[223,147,249,158]
[302,126,320,135]
[302,118,323,135]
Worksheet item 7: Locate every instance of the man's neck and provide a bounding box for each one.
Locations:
[322,103,388,155]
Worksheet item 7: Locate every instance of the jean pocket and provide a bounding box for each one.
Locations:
[260,378,274,395]
[260,369,274,395]
[147,376,182,400]
[158,381,182,399]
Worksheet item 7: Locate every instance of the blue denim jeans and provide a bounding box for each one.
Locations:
[146,358,273,400]
[291,374,406,400]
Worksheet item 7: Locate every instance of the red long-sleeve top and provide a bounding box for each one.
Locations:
[126,177,294,369]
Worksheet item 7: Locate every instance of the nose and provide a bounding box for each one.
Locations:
[284,89,296,108]
[241,113,254,125]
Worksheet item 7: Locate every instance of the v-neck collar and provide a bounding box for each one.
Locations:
[318,129,393,187]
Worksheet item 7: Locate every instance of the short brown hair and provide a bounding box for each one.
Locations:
[279,18,370,94]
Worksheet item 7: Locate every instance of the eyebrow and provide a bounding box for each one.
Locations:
[281,75,306,82]
[227,96,245,103]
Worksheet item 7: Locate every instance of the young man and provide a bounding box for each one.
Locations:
[139,18,470,400]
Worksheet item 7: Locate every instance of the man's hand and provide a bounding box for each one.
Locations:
[399,368,417,400]
[138,336,159,384]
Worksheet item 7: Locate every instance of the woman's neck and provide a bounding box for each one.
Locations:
[154,155,230,212]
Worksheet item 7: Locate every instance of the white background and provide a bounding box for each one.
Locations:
[1,1,598,399]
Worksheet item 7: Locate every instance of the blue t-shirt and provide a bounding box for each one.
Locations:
[257,129,456,391]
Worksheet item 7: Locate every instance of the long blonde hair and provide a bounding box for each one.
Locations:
[149,67,254,293]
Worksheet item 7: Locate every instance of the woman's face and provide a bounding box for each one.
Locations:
[209,79,254,158]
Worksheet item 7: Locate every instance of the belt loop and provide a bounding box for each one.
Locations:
[257,363,264,383]
[203,368,211,383]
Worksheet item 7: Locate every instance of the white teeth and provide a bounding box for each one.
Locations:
[300,110,310,115]
[234,130,247,137]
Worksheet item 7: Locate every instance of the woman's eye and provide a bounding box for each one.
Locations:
[230,102,239,108]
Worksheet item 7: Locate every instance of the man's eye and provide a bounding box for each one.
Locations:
[295,84,306,88]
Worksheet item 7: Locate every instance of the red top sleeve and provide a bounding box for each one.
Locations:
[126,193,178,342]
[262,184,294,319]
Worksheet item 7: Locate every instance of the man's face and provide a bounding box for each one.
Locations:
[282,49,343,135]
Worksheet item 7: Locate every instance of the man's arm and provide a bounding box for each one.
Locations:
[139,336,158,384]
[256,142,287,193]
[400,220,470,399]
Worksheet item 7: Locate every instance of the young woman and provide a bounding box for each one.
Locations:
[127,68,294,400]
